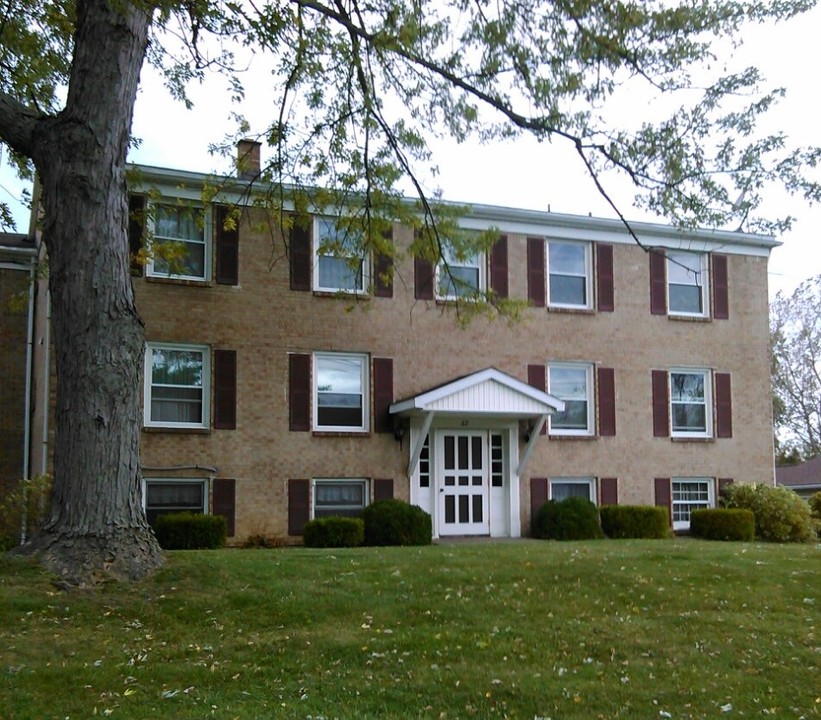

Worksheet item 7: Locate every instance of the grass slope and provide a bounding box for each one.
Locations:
[1,540,818,719]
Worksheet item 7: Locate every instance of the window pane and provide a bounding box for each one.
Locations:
[156,206,203,241]
[552,482,592,502]
[672,403,706,432]
[552,400,589,430]
[670,373,704,402]
[145,481,204,526]
[439,265,480,297]
[549,243,585,275]
[549,275,586,306]
[316,219,364,291]
[667,253,701,285]
[149,348,204,425]
[316,355,364,429]
[669,284,702,314]
[314,480,366,518]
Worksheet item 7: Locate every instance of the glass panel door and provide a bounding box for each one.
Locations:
[437,431,490,536]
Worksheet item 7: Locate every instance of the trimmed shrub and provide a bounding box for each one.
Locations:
[722,483,815,543]
[362,499,432,546]
[599,505,670,539]
[690,508,755,541]
[154,512,226,550]
[303,517,364,548]
[532,496,603,541]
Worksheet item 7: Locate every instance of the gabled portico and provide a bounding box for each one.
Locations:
[390,368,564,538]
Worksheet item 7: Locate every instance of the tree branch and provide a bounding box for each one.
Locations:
[0,91,43,158]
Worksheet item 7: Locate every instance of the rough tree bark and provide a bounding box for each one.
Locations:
[2,0,163,585]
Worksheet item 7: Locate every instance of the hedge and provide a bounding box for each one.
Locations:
[721,483,815,543]
[690,508,755,541]
[362,499,432,546]
[599,505,670,539]
[532,497,603,541]
[303,516,364,548]
[154,512,226,550]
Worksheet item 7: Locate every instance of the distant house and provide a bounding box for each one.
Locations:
[776,456,821,499]
[12,141,779,541]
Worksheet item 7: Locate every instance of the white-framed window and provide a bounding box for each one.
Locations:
[312,478,369,518]
[672,477,714,530]
[144,343,210,428]
[147,203,210,281]
[547,241,592,308]
[670,368,712,438]
[667,251,709,317]
[436,243,486,300]
[143,478,207,526]
[548,363,594,436]
[550,477,596,504]
[313,217,367,293]
[313,352,369,432]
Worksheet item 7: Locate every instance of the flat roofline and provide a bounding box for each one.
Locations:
[129,163,779,251]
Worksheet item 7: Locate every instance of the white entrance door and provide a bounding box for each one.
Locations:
[437,431,490,536]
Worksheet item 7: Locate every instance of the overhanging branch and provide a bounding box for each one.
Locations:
[0,91,44,158]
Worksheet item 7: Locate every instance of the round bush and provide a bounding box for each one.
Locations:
[599,505,670,539]
[722,483,815,543]
[690,508,755,541]
[303,516,364,548]
[532,496,603,540]
[362,499,432,546]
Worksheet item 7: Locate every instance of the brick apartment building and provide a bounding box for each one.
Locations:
[12,143,777,542]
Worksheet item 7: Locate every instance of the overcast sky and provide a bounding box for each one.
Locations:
[2,5,818,298]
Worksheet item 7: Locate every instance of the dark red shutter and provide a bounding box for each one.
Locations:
[527,364,547,435]
[288,479,310,536]
[596,243,614,312]
[654,478,672,525]
[414,256,434,300]
[597,367,616,437]
[712,254,729,320]
[373,479,394,501]
[490,235,509,299]
[128,194,145,276]
[213,349,237,430]
[599,477,618,506]
[649,250,667,315]
[373,357,394,434]
[213,478,236,537]
[289,216,312,291]
[289,353,311,432]
[715,372,733,438]
[374,227,394,298]
[530,477,549,531]
[717,478,734,502]
[652,370,669,437]
[215,205,239,285]
[527,237,545,308]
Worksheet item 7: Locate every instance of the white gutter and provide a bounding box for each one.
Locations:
[39,288,50,476]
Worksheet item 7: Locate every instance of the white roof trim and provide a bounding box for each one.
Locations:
[390,368,565,417]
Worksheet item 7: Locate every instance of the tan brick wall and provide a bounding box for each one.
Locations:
[136,208,774,542]
[0,267,29,486]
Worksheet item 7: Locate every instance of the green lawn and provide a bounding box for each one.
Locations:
[1,540,818,719]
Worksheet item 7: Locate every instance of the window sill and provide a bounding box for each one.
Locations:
[670,436,715,443]
[549,433,597,441]
[145,276,213,288]
[312,431,372,438]
[667,314,710,323]
[313,290,370,300]
[547,306,595,315]
[143,426,211,435]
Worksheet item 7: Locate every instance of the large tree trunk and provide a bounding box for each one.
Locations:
[15,0,163,585]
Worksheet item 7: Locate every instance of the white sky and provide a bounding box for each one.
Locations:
[1,5,819,299]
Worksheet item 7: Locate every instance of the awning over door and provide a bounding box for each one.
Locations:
[390,368,565,477]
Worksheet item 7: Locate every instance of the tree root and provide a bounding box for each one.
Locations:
[12,527,164,588]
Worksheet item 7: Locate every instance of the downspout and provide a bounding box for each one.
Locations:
[39,287,50,477]
[20,259,35,544]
